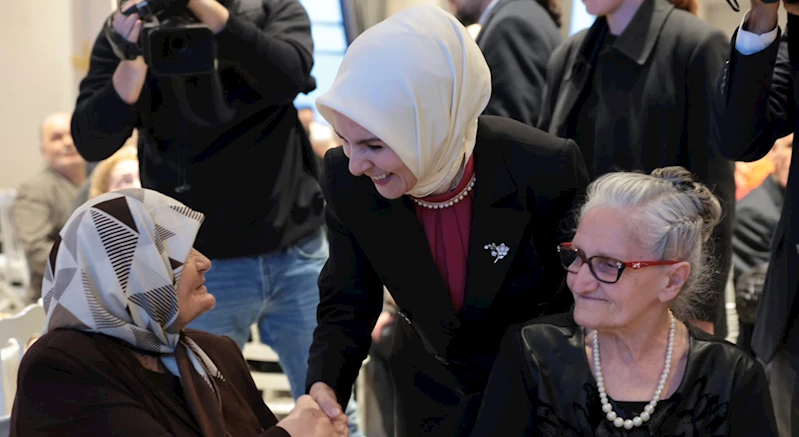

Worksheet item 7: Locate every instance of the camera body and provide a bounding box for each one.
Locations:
[140,22,216,76]
[121,0,216,76]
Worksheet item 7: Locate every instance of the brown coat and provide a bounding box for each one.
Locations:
[10,329,290,437]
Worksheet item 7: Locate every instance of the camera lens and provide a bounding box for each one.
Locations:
[171,37,185,50]
[169,37,192,60]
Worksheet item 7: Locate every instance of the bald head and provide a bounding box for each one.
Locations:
[39,111,85,180]
[40,112,71,143]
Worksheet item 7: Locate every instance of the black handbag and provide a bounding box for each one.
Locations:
[735,263,769,325]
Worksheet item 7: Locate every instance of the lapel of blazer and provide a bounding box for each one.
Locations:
[356,193,462,353]
[549,20,609,137]
[459,121,532,323]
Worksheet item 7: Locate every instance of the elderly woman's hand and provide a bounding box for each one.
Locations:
[276,395,349,437]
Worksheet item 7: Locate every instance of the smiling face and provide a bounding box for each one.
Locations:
[333,112,418,199]
[176,248,215,330]
[567,207,688,331]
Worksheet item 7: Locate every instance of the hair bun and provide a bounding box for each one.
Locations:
[650,166,722,241]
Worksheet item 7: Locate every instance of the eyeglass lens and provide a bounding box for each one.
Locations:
[558,246,621,283]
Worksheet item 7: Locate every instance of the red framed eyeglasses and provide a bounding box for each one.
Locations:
[557,242,680,284]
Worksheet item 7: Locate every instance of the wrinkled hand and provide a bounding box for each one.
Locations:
[277,395,348,437]
[308,382,349,435]
[113,0,145,44]
[371,311,396,344]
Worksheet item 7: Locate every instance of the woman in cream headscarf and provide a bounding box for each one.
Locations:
[11,189,345,437]
[305,4,591,437]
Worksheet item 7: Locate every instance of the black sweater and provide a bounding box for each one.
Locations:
[72,0,324,259]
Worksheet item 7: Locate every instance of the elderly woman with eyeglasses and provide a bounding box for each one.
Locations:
[471,167,777,437]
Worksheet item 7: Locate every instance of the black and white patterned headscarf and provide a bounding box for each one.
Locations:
[41,188,226,421]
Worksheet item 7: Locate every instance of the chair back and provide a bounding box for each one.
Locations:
[0,302,45,357]
[0,190,29,314]
[0,339,22,416]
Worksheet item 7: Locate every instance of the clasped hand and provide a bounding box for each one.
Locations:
[278,395,349,437]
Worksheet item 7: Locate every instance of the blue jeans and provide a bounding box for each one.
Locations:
[189,230,363,437]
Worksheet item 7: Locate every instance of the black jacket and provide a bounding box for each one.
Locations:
[11,329,289,437]
[472,313,777,436]
[307,115,590,437]
[733,175,784,284]
[539,0,734,332]
[476,0,562,126]
[71,0,324,259]
[713,19,798,362]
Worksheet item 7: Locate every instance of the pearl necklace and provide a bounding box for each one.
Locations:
[411,175,476,209]
[592,310,675,430]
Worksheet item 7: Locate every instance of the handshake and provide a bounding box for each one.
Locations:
[277,384,349,437]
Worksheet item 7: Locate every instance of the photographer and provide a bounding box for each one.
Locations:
[71,0,362,435]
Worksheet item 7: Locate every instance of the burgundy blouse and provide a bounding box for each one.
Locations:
[412,154,475,313]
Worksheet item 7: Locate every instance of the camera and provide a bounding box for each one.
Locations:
[112,0,216,76]
[140,22,216,76]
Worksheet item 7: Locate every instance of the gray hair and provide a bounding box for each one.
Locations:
[578,166,723,320]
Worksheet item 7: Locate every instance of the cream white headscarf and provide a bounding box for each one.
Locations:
[316,4,491,197]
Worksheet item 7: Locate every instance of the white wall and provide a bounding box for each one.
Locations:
[0,0,111,191]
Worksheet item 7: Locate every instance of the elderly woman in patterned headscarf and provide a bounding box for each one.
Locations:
[304,5,590,437]
[10,188,345,437]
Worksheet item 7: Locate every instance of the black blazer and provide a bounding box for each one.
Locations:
[471,313,778,436]
[538,0,734,333]
[475,0,562,127]
[713,24,797,362]
[733,175,784,284]
[306,115,590,437]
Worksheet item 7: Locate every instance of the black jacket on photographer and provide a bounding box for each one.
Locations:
[72,0,324,259]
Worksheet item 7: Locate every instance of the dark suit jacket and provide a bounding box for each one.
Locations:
[476,0,562,127]
[538,0,734,334]
[733,175,784,284]
[307,115,590,437]
[11,329,288,437]
[713,22,798,362]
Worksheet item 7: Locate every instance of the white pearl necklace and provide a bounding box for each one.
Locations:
[592,310,675,430]
[411,175,476,209]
